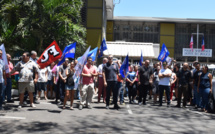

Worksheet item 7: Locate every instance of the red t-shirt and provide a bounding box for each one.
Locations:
[82,65,96,85]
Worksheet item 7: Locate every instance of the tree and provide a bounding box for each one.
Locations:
[0,0,86,57]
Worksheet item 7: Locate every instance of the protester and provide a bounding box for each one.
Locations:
[176,63,191,108]
[116,60,124,105]
[152,65,160,103]
[173,63,180,101]
[138,60,153,105]
[193,62,202,108]
[97,58,107,103]
[47,62,55,99]
[127,65,137,104]
[158,61,172,107]
[10,52,38,108]
[170,68,177,101]
[53,59,61,104]
[79,57,97,110]
[198,65,213,112]
[103,54,120,109]
[5,54,14,103]
[0,50,7,110]
[37,66,48,100]
[59,58,69,105]
[63,61,75,110]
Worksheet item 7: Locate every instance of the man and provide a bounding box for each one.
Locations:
[5,54,14,103]
[97,58,107,103]
[158,61,172,107]
[79,57,97,110]
[30,51,37,62]
[176,62,191,108]
[138,60,153,105]
[10,52,38,108]
[0,50,7,110]
[59,58,69,105]
[193,62,202,108]
[103,55,119,109]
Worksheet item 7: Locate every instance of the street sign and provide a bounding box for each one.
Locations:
[182,48,212,57]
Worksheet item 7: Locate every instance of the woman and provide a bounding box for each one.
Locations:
[173,63,180,101]
[47,62,55,99]
[126,65,137,104]
[37,66,48,100]
[152,65,160,103]
[63,61,75,110]
[198,66,213,113]
[170,68,177,101]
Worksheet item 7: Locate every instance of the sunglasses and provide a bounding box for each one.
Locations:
[108,57,113,59]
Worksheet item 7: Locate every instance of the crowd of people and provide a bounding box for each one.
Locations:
[0,50,213,113]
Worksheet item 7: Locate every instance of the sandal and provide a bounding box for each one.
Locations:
[62,106,66,109]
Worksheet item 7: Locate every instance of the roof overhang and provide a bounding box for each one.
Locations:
[109,16,215,24]
[104,41,156,58]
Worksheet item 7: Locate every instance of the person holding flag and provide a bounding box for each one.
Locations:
[202,36,205,51]
[103,54,120,109]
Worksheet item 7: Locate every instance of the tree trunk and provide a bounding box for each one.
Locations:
[37,38,43,54]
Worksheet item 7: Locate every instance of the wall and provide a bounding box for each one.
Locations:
[160,23,175,57]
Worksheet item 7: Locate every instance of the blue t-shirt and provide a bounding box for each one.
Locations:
[127,71,137,81]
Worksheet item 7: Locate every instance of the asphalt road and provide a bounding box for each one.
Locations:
[0,95,215,134]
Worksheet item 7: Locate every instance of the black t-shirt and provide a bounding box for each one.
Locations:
[178,68,191,85]
[138,66,153,85]
[66,69,74,86]
[193,70,202,86]
[103,62,119,82]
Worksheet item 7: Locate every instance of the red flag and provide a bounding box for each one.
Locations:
[190,35,193,51]
[37,40,62,68]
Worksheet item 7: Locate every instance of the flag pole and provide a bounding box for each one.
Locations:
[196,24,199,62]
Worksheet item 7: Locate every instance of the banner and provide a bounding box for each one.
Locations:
[73,46,91,89]
[37,40,62,68]
[58,42,76,66]
[0,44,9,73]
[158,43,170,62]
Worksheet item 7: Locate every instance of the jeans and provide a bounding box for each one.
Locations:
[106,81,118,106]
[60,80,66,102]
[117,82,124,103]
[199,87,210,110]
[193,85,201,108]
[128,82,137,101]
[98,77,106,102]
[5,78,12,101]
[0,83,3,108]
[2,82,6,102]
[159,85,170,105]
[55,80,60,103]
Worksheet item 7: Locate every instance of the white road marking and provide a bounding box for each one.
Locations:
[0,116,26,120]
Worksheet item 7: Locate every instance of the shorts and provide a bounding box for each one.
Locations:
[37,82,47,91]
[19,82,35,94]
[152,81,159,94]
[47,80,53,86]
[65,84,75,90]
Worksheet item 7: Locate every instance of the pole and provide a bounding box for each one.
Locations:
[196,24,199,61]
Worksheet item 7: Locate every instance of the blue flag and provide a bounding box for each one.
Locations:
[158,43,170,62]
[88,47,98,61]
[120,54,129,78]
[139,50,143,66]
[58,42,76,66]
[73,46,91,89]
[98,38,107,58]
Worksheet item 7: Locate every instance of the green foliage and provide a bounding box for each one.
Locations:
[0,0,86,57]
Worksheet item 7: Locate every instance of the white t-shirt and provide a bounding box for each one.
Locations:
[159,68,172,86]
[97,64,104,77]
[47,66,53,80]
[170,72,176,82]
[38,68,48,82]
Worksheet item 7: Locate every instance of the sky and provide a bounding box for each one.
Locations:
[114,0,215,19]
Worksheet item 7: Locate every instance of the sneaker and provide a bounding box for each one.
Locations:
[120,102,123,105]
[58,101,63,105]
[70,106,74,110]
[34,100,40,104]
[183,106,187,108]
[138,102,142,106]
[30,103,36,108]
[79,105,83,110]
[143,102,147,105]
[129,100,133,104]
[167,104,170,107]
[18,104,23,109]
[114,104,120,109]
[175,105,180,108]
[133,100,137,104]
[23,101,27,106]
[88,105,92,109]
[106,106,109,109]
